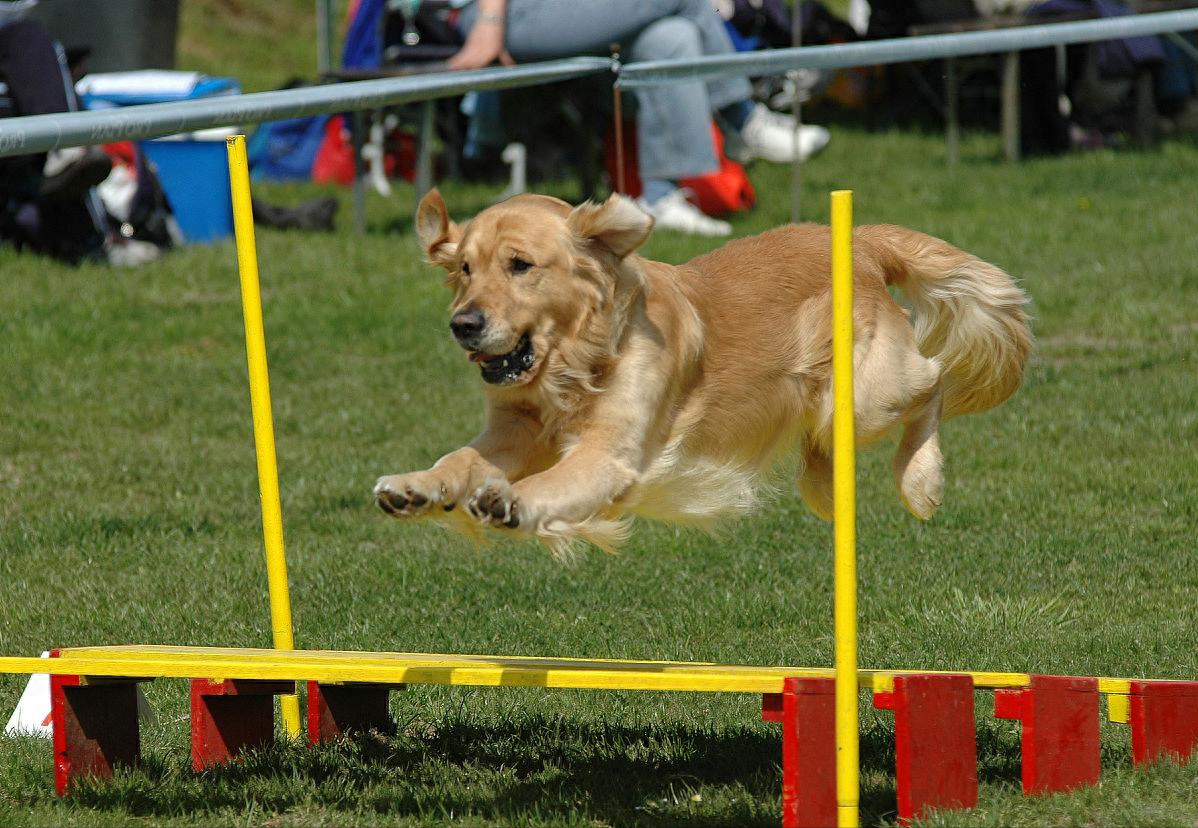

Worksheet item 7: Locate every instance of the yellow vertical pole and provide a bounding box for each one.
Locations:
[226,135,302,738]
[830,189,859,828]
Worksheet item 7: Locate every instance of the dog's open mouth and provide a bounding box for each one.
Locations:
[468,334,536,385]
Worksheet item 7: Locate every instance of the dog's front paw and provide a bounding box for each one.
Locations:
[374,472,454,517]
[467,479,521,528]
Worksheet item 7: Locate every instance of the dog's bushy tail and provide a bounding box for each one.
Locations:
[860,225,1032,419]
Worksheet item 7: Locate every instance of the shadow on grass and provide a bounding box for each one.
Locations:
[65,714,1027,827]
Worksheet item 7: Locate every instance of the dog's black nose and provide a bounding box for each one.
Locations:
[450,309,486,344]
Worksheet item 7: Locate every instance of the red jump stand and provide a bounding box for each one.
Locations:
[761,677,837,828]
[190,678,294,770]
[874,674,978,823]
[306,681,397,744]
[1127,680,1198,766]
[50,673,143,795]
[994,675,1100,794]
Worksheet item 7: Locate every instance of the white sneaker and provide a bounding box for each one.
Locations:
[740,103,830,164]
[636,190,731,237]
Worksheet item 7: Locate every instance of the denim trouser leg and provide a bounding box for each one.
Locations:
[457,0,753,180]
[627,17,718,180]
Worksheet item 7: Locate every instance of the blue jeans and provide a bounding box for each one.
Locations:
[457,0,751,180]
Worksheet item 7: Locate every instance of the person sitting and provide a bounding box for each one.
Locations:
[445,0,830,236]
[0,9,158,266]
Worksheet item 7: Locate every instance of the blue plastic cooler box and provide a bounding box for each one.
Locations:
[138,135,234,243]
[81,73,240,243]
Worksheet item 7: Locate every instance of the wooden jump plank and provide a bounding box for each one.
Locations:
[59,645,1028,684]
[0,647,1159,696]
[0,647,1019,694]
[3,655,810,694]
[59,646,1036,690]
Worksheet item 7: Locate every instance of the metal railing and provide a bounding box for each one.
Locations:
[617,8,1198,86]
[0,57,612,157]
[4,10,1198,159]
[1,7,1197,225]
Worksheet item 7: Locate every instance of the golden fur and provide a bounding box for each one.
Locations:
[375,190,1032,556]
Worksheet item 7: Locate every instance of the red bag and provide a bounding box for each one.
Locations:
[312,114,419,187]
[312,115,356,187]
[605,120,755,216]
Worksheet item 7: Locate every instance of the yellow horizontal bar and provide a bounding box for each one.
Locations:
[2,655,798,693]
[58,646,1031,690]
[61,644,725,669]
[0,649,1176,696]
[1097,678,1132,695]
[0,658,63,675]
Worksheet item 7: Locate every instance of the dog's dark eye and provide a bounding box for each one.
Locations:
[511,257,532,274]
[460,261,471,276]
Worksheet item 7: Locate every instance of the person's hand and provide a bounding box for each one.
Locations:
[447,19,514,70]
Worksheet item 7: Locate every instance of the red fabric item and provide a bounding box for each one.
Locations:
[311,116,419,187]
[605,120,755,216]
[101,141,138,170]
[392,130,416,183]
[312,115,356,187]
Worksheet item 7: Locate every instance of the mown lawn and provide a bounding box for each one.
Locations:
[1,126,1196,826]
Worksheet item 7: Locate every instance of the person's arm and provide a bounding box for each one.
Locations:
[447,0,514,70]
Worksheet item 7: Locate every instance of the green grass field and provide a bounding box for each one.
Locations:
[1,123,1197,826]
[7,2,1198,815]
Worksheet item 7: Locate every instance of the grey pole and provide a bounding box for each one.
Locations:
[351,110,367,236]
[619,9,1198,86]
[1000,50,1021,162]
[0,57,614,158]
[945,57,959,166]
[416,99,436,205]
[790,0,803,224]
[317,0,336,76]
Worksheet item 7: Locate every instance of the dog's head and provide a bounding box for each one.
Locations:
[416,189,654,390]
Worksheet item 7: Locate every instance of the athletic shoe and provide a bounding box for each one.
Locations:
[740,103,830,164]
[636,189,731,237]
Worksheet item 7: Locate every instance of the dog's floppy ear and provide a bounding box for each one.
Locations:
[567,194,654,259]
[415,189,461,268]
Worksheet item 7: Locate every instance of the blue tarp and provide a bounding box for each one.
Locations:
[251,0,385,180]
[342,0,386,70]
[1029,0,1166,75]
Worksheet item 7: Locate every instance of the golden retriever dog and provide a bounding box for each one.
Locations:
[375,190,1031,554]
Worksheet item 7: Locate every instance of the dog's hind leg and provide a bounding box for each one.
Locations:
[892,368,945,521]
[845,301,945,520]
[797,444,835,522]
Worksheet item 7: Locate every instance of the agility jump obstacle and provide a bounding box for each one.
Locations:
[2,144,1198,826]
[4,647,1198,824]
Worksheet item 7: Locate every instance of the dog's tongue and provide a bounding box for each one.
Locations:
[469,351,498,364]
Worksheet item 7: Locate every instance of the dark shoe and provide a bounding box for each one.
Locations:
[39,147,112,202]
[252,196,339,232]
